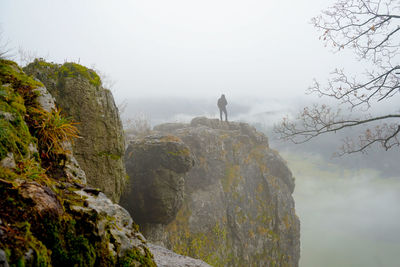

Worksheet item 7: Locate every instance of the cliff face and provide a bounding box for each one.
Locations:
[120,135,194,225]
[0,59,155,266]
[24,60,126,202]
[125,117,300,266]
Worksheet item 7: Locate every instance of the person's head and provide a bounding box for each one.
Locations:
[221,94,225,98]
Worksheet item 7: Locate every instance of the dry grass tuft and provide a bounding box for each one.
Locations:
[31,108,80,158]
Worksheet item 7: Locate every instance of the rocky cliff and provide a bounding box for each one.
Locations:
[120,135,194,226]
[1,59,216,267]
[122,117,300,266]
[0,59,155,266]
[24,59,126,202]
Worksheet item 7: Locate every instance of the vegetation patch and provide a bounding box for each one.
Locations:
[0,220,51,266]
[0,64,38,162]
[58,62,101,87]
[119,247,156,267]
[30,107,79,159]
[97,151,121,160]
[166,203,233,267]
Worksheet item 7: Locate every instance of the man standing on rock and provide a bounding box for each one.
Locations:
[217,94,228,122]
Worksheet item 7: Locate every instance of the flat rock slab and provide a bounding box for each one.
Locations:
[148,244,211,267]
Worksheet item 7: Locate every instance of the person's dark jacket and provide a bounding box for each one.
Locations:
[217,96,227,109]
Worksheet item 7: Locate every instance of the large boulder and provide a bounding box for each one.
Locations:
[120,135,194,225]
[146,117,300,267]
[24,59,126,202]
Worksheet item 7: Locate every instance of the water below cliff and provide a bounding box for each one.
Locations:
[284,151,400,267]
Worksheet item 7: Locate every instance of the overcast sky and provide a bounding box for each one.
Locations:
[0,0,363,103]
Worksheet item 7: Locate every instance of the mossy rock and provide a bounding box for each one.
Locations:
[0,59,156,267]
[24,59,126,202]
[150,118,300,267]
[58,62,101,87]
[0,61,39,163]
[120,135,194,225]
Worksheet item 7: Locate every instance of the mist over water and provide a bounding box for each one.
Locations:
[284,152,400,267]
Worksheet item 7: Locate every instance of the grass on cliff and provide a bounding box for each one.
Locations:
[0,60,41,163]
[26,58,102,88]
[30,107,80,159]
[58,62,101,87]
[0,59,80,173]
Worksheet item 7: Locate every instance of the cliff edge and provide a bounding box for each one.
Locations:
[122,117,300,266]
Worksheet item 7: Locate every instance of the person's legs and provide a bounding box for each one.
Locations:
[220,108,223,121]
[223,108,228,122]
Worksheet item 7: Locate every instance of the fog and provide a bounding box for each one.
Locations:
[1,0,363,103]
[2,1,400,266]
[285,151,400,267]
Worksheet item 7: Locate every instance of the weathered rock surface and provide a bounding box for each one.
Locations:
[19,181,64,218]
[120,135,194,225]
[24,60,126,202]
[0,249,9,267]
[0,59,155,266]
[141,117,300,266]
[148,243,211,267]
[0,153,16,169]
[71,190,152,260]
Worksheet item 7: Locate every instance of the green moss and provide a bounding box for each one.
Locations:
[38,217,97,267]
[0,77,57,186]
[0,60,43,90]
[0,221,51,267]
[0,61,39,162]
[166,147,190,157]
[97,151,121,160]
[0,61,79,174]
[119,247,156,267]
[24,59,102,90]
[33,58,58,69]
[58,62,101,87]
[0,60,97,266]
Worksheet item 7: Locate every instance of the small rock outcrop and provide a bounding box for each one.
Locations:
[24,59,126,202]
[120,135,194,225]
[131,117,300,266]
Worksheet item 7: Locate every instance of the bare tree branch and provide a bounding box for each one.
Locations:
[275,104,400,154]
[276,0,400,155]
[309,65,400,109]
[312,0,400,63]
